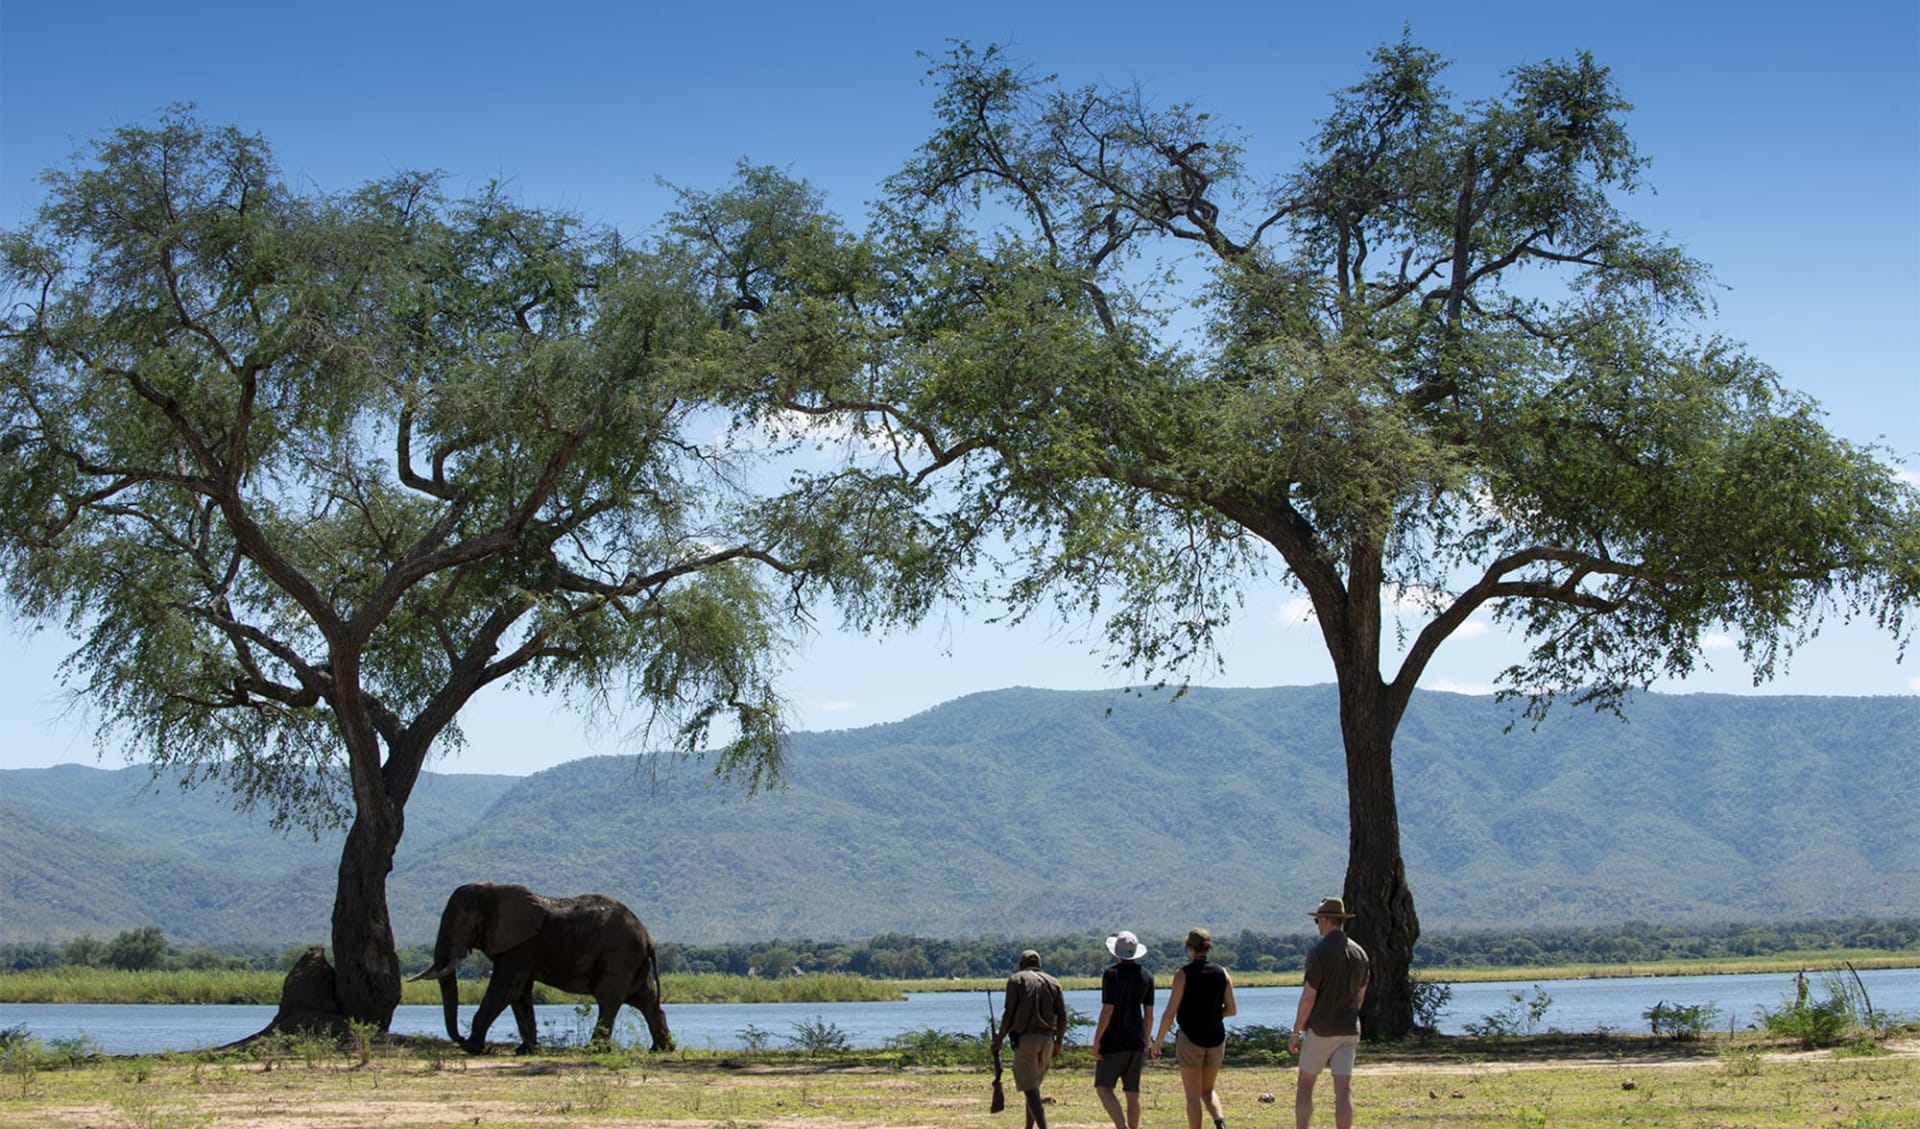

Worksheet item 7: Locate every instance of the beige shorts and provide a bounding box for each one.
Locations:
[1011,1032,1056,1091]
[1174,1030,1224,1070]
[1297,1031,1359,1077]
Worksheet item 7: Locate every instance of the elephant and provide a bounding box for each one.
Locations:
[412,882,674,1054]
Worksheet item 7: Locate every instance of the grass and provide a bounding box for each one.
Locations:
[0,968,906,1006]
[0,1030,1914,1128]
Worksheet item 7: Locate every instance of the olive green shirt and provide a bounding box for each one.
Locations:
[1303,928,1369,1036]
[1000,968,1067,1038]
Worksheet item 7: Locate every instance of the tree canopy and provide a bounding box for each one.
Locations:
[704,40,1920,1035]
[0,112,925,1025]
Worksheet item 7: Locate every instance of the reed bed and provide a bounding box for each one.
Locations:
[0,967,904,1006]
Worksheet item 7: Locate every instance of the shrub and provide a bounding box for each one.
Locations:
[1643,1000,1721,1040]
[787,1017,850,1054]
[883,1027,982,1065]
[107,927,169,971]
[1756,969,1882,1049]
[1225,1023,1292,1065]
[737,1023,774,1051]
[1464,985,1553,1041]
[1411,976,1453,1033]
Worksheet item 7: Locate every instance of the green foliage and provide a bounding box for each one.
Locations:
[0,109,933,1021]
[1641,1000,1720,1040]
[882,1027,983,1066]
[106,926,169,971]
[1224,1023,1293,1065]
[713,35,1920,1038]
[0,1032,41,1095]
[1464,985,1554,1041]
[1757,970,1878,1049]
[736,1023,774,1051]
[786,1016,851,1054]
[1411,976,1454,1032]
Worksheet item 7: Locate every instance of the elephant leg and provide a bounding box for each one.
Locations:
[469,962,532,1055]
[628,978,674,1052]
[589,992,623,1049]
[509,983,539,1055]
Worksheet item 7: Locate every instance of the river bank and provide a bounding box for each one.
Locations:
[3,953,1913,1006]
[7,968,1916,1055]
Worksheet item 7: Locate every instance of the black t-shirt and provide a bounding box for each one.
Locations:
[1098,960,1155,1053]
[1176,957,1229,1047]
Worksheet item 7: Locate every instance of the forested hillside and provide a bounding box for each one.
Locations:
[3,687,1914,947]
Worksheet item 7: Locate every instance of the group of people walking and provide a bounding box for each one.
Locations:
[991,896,1369,1129]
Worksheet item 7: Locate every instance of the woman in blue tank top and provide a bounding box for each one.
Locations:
[1152,928,1238,1129]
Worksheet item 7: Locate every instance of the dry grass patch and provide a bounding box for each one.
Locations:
[0,1036,1914,1128]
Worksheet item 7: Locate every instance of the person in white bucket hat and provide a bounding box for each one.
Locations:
[1092,929,1155,1129]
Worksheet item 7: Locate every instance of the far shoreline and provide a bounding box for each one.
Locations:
[4,952,1913,1006]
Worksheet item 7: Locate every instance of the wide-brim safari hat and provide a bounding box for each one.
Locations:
[1310,896,1356,919]
[1105,930,1147,960]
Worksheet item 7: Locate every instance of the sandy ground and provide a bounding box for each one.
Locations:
[3,1038,1916,1128]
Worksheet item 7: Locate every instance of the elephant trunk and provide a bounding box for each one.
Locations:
[418,913,473,1044]
[435,964,462,1044]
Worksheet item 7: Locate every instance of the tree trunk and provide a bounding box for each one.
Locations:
[330,802,404,1029]
[1336,677,1420,1040]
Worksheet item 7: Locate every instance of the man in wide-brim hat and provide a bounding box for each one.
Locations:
[1289,897,1369,1128]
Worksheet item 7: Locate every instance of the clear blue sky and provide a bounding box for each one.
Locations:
[2,1,1915,774]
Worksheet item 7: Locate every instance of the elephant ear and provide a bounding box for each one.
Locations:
[482,886,545,954]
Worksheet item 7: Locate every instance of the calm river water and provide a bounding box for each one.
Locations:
[5,968,1915,1056]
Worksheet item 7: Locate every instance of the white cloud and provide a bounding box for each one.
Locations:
[1700,633,1737,651]
[1427,679,1496,696]
[1275,597,1318,626]
[1908,676,1920,694]
[818,699,856,713]
[1388,583,1449,611]
[1454,620,1490,639]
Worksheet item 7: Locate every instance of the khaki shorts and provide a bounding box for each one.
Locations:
[1174,1030,1224,1070]
[1011,1032,1056,1091]
[1297,1031,1359,1077]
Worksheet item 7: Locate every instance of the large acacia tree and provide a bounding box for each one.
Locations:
[712,43,1920,1036]
[0,115,922,1027]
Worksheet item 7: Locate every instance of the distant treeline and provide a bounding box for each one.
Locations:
[655,917,1920,979]
[4,917,1913,978]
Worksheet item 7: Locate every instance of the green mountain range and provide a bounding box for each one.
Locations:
[2,686,1915,948]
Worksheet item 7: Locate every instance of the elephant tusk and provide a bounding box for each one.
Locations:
[412,964,452,981]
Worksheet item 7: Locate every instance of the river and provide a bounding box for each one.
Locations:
[4,968,1914,1056]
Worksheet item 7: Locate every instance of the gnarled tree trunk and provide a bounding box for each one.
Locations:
[1336,676,1420,1040]
[330,799,405,1028]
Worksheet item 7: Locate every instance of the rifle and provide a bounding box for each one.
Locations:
[987,986,1005,1112]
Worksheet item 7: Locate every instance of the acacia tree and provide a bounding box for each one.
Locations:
[715,43,1920,1036]
[0,115,920,1027]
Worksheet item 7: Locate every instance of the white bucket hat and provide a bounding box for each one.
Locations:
[1105,930,1147,960]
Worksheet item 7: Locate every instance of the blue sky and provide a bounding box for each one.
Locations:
[2,1,1915,774]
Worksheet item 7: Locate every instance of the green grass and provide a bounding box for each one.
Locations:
[0,1030,1915,1128]
[0,967,904,1006]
